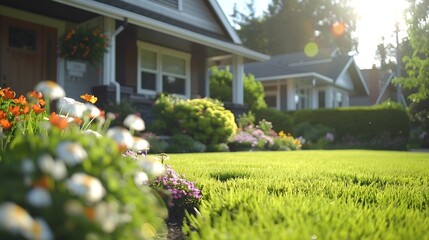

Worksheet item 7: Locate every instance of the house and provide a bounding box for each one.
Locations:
[0,0,269,112]
[350,68,407,106]
[244,48,369,111]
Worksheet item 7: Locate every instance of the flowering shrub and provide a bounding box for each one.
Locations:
[229,117,301,151]
[0,82,168,239]
[151,162,202,219]
[59,26,109,64]
[0,87,47,151]
[272,131,302,150]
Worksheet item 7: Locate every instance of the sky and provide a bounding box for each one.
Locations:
[217,0,409,69]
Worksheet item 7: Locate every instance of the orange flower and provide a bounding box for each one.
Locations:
[80,94,98,104]
[32,103,45,114]
[22,105,30,114]
[0,119,12,129]
[0,110,7,119]
[38,99,46,107]
[0,87,16,99]
[49,112,68,130]
[13,95,27,105]
[84,207,96,221]
[8,106,21,116]
[28,90,43,100]
[32,175,53,190]
[74,117,83,126]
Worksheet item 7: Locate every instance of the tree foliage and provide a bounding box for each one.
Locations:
[393,0,429,103]
[233,0,357,55]
[209,67,267,111]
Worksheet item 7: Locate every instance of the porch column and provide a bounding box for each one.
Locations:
[231,55,244,105]
[286,80,295,110]
[205,58,210,98]
[311,88,318,109]
[103,17,115,85]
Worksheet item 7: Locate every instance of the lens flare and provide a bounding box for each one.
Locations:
[304,42,319,57]
[331,22,346,37]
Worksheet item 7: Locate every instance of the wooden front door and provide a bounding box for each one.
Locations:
[0,16,57,96]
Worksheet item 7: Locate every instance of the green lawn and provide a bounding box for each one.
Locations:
[166,150,429,240]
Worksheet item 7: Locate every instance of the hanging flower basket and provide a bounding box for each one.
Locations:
[59,26,109,65]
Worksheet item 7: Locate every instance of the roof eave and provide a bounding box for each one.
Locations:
[53,0,269,61]
[257,72,334,83]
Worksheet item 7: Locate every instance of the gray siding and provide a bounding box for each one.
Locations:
[121,0,224,35]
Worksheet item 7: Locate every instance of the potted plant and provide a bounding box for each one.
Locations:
[59,26,109,67]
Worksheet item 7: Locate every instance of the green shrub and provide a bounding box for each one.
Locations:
[254,108,293,132]
[166,134,206,153]
[152,94,237,145]
[209,67,267,111]
[292,105,410,150]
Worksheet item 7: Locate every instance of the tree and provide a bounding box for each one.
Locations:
[393,0,429,103]
[209,67,267,111]
[233,0,357,55]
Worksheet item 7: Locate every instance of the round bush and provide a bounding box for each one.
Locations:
[152,95,237,145]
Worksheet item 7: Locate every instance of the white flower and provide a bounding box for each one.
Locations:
[56,141,88,166]
[29,218,53,240]
[37,154,54,174]
[106,127,134,150]
[21,159,35,174]
[51,160,67,180]
[0,202,34,236]
[134,171,149,186]
[83,129,103,138]
[27,188,51,208]
[123,114,145,131]
[84,103,101,118]
[132,137,150,152]
[141,158,165,177]
[66,173,106,203]
[94,202,118,233]
[57,97,85,118]
[34,80,65,100]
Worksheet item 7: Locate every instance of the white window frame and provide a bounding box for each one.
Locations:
[137,41,191,98]
[295,87,310,110]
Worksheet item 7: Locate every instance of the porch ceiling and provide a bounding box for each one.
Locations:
[0,0,98,23]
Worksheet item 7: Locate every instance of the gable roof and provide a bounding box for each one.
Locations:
[53,0,269,61]
[244,48,369,95]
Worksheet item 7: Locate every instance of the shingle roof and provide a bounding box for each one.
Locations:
[244,48,369,95]
[244,49,350,80]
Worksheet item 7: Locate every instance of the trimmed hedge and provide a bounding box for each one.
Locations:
[292,106,410,150]
[253,108,293,133]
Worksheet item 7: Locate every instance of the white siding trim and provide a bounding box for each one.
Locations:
[257,72,333,83]
[207,0,242,44]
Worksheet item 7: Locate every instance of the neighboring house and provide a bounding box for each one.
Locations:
[351,68,407,106]
[244,48,369,111]
[0,0,269,109]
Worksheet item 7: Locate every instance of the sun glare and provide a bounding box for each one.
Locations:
[350,0,409,67]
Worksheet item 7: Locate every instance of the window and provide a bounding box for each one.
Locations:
[137,41,190,98]
[9,26,37,51]
[333,91,343,107]
[264,96,277,108]
[295,88,309,110]
[318,90,325,108]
